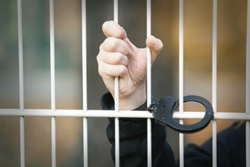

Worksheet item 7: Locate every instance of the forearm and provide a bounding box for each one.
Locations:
[101,93,176,167]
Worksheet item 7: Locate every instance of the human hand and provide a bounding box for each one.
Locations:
[97,21,163,110]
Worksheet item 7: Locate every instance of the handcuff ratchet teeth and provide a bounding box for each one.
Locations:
[147,95,214,133]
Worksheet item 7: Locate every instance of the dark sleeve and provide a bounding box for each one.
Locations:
[182,122,246,167]
[101,92,176,167]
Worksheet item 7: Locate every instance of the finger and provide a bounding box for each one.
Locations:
[100,37,129,55]
[146,35,163,64]
[98,61,128,78]
[97,51,129,66]
[102,20,127,39]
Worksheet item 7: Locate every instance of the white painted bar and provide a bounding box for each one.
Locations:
[17,0,25,166]
[1,109,250,119]
[49,0,56,166]
[114,116,119,167]
[179,0,184,166]
[247,122,250,167]
[179,120,184,167]
[114,0,118,25]
[81,0,88,166]
[17,0,24,110]
[212,120,217,166]
[146,0,152,106]
[83,118,88,167]
[212,0,218,166]
[51,116,56,167]
[113,0,120,166]
[146,0,152,166]
[246,0,250,166]
[20,116,25,167]
[50,0,55,111]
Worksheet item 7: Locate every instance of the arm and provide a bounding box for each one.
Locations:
[182,122,246,167]
[101,92,176,167]
[97,21,175,166]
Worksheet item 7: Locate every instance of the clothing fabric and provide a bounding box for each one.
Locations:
[101,92,246,167]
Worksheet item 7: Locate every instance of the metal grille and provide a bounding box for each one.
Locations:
[0,0,249,167]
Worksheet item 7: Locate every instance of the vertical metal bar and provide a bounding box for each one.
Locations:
[212,120,217,167]
[247,121,250,167]
[179,0,184,166]
[212,0,218,167]
[50,0,56,166]
[114,0,118,24]
[81,0,88,166]
[17,0,24,110]
[20,117,25,167]
[83,118,88,167]
[113,1,120,167]
[146,119,152,167]
[50,0,55,112]
[146,0,152,167]
[246,0,250,166]
[51,117,56,167]
[114,114,119,167]
[17,0,25,166]
[114,82,120,167]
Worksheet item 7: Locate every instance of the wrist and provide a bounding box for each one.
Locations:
[118,84,146,110]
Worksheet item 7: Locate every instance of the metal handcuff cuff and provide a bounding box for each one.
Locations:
[147,95,214,133]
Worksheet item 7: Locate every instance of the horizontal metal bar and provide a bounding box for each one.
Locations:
[0,109,249,120]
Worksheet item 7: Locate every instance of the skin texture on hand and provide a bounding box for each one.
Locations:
[97,20,163,110]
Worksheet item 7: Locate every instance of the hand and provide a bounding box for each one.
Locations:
[97,21,163,110]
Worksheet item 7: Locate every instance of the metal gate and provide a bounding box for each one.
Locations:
[0,0,249,167]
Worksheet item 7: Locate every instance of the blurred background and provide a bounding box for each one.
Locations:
[0,0,247,166]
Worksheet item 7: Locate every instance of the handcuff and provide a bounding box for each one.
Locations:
[147,95,214,133]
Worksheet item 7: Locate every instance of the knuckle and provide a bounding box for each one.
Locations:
[99,43,104,51]
[114,53,123,64]
[98,65,108,78]
[96,55,100,63]
[98,68,103,77]
[97,63,103,76]
[96,51,103,63]
[105,37,118,51]
[119,66,127,76]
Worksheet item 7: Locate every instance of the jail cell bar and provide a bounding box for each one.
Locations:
[246,0,250,167]
[113,0,153,166]
[113,0,120,166]
[178,0,184,166]
[5,0,250,167]
[49,0,56,167]
[81,0,88,166]
[17,0,25,166]
[146,0,153,166]
[212,0,218,167]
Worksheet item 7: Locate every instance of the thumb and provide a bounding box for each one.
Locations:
[146,35,163,64]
